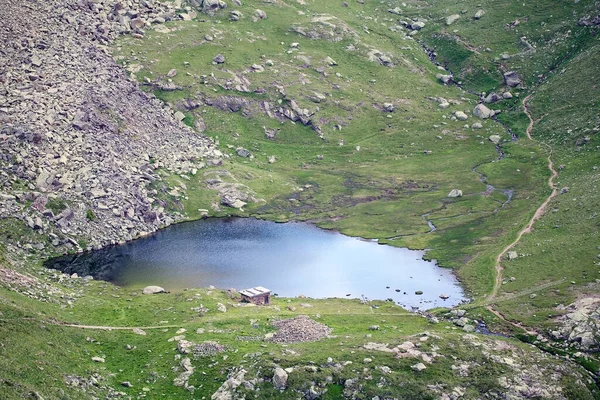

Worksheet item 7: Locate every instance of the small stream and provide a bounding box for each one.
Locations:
[45,218,466,310]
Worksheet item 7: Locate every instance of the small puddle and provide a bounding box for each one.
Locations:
[45,218,466,310]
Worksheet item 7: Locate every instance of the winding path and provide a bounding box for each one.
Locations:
[488,96,559,301]
[485,96,560,332]
[52,322,181,330]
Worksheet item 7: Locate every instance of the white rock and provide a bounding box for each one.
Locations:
[142,285,166,295]
[273,367,288,390]
[447,189,463,198]
[489,135,502,145]
[446,14,460,25]
[455,111,468,121]
[411,362,427,371]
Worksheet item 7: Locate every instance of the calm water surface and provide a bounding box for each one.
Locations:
[46,218,466,309]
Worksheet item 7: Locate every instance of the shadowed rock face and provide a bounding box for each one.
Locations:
[0,0,222,251]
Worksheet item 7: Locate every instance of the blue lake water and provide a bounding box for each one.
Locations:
[45,218,466,309]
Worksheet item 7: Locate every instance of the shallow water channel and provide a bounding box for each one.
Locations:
[46,218,466,310]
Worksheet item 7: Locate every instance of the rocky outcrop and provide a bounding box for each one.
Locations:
[211,369,247,400]
[0,0,222,251]
[552,297,600,350]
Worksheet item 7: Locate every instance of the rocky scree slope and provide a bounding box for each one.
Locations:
[0,0,223,252]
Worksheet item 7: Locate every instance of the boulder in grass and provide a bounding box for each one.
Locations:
[504,71,521,87]
[473,103,493,119]
[474,9,485,19]
[142,285,166,295]
[447,189,463,198]
[446,14,460,25]
[273,367,288,390]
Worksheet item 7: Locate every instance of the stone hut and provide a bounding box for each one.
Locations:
[240,286,271,305]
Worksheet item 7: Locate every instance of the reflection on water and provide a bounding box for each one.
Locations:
[45,218,466,309]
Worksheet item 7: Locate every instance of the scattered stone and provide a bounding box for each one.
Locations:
[211,369,247,400]
[489,135,502,145]
[504,71,521,87]
[254,9,267,20]
[474,9,485,19]
[454,111,468,121]
[411,362,427,372]
[132,328,147,335]
[91,357,105,363]
[383,103,395,112]
[142,286,166,295]
[273,367,288,390]
[410,21,425,30]
[473,104,493,119]
[446,14,460,25]
[324,56,337,66]
[436,74,453,84]
[213,54,226,64]
[507,251,518,260]
[230,10,243,21]
[472,122,483,129]
[447,189,463,198]
[484,93,502,104]
[236,148,251,158]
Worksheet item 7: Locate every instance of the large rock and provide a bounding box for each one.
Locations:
[436,73,453,84]
[236,148,251,157]
[446,14,460,25]
[142,285,166,294]
[411,362,427,371]
[130,18,146,30]
[254,9,267,19]
[504,71,521,87]
[489,135,502,145]
[203,0,227,12]
[473,103,493,119]
[273,367,288,390]
[410,21,425,30]
[474,9,486,19]
[213,54,226,64]
[484,92,502,103]
[454,111,468,121]
[447,189,463,198]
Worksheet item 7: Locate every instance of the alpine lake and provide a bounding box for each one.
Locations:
[46,218,466,310]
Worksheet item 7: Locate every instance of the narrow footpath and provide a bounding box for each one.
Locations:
[486,95,560,333]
